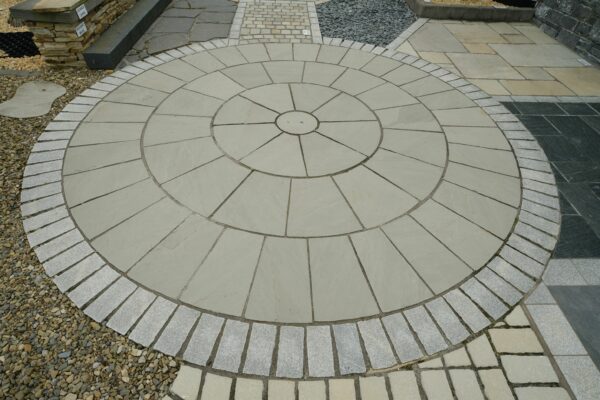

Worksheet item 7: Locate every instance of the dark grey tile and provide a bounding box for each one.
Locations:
[559,192,579,216]
[190,23,230,41]
[551,163,567,183]
[502,102,520,114]
[554,215,600,258]
[582,116,600,135]
[589,103,600,113]
[547,116,600,159]
[517,115,561,136]
[513,102,565,115]
[548,286,600,370]
[536,135,589,161]
[559,183,600,238]
[558,103,599,116]
[553,162,600,183]
[592,184,600,201]
[162,8,203,17]
[150,17,195,33]
[197,11,236,23]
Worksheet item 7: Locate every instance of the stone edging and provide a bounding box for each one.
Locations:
[494,95,600,104]
[21,38,559,380]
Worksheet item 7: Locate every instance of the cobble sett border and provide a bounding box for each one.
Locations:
[20,38,560,380]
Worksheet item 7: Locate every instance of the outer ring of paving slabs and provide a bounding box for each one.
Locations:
[21,38,561,379]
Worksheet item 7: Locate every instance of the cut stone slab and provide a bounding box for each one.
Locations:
[0,81,65,118]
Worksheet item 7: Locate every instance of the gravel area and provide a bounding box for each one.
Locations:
[316,0,416,47]
[0,69,179,399]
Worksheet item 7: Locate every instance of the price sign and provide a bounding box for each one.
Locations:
[75,22,87,37]
[76,4,88,19]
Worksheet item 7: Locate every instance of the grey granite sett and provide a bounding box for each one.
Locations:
[306,325,335,377]
[461,279,507,320]
[522,189,559,209]
[107,288,156,334]
[382,313,423,363]
[444,290,489,333]
[425,298,469,345]
[24,160,62,177]
[527,305,587,356]
[514,223,556,251]
[27,218,74,248]
[71,96,102,105]
[183,313,224,366]
[22,171,62,189]
[154,306,200,356]
[32,140,69,152]
[27,150,65,165]
[525,283,556,305]
[519,210,560,236]
[67,266,118,308]
[84,277,137,322]
[555,356,600,400]
[34,229,83,262]
[23,206,68,232]
[522,179,558,197]
[37,130,73,141]
[55,112,86,122]
[489,257,535,293]
[276,326,305,378]
[333,323,366,375]
[522,200,560,223]
[243,323,276,376]
[515,148,546,161]
[542,259,586,286]
[129,297,177,346]
[46,121,80,131]
[53,254,104,292]
[476,268,521,306]
[357,319,396,370]
[521,169,555,185]
[572,259,600,285]
[43,242,95,276]
[500,245,545,278]
[213,320,249,373]
[404,306,447,355]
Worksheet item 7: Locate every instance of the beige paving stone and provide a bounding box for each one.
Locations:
[515,67,554,80]
[299,381,326,400]
[242,134,306,177]
[380,129,446,166]
[213,124,281,160]
[449,143,519,176]
[513,24,559,44]
[418,89,475,110]
[303,62,346,86]
[180,229,263,316]
[85,102,153,123]
[144,115,211,146]
[182,51,226,73]
[63,141,140,176]
[154,59,205,81]
[443,348,471,367]
[463,43,496,54]
[290,83,339,113]
[317,121,381,155]
[433,181,517,237]
[234,378,263,400]
[359,376,388,400]
[450,369,484,400]
[501,355,559,383]
[105,83,168,106]
[268,380,295,400]
[468,79,511,96]
[332,68,385,95]
[419,357,443,368]
[478,369,513,400]
[185,71,245,100]
[92,198,190,271]
[448,53,523,80]
[433,107,495,127]
[377,104,441,132]
[419,51,451,64]
[389,371,420,400]
[286,177,362,237]
[515,387,571,400]
[490,44,582,67]
[489,328,543,353]
[329,379,356,400]
[200,373,232,400]
[499,80,575,96]
[412,200,502,269]
[209,47,247,66]
[263,61,304,83]
[467,335,498,367]
[171,365,202,400]
[214,96,277,124]
[340,49,376,69]
[402,76,453,97]
[237,44,270,63]
[293,43,320,62]
[383,216,471,293]
[316,45,348,64]
[129,215,222,297]
[443,127,511,150]
[357,83,418,110]
[505,306,529,326]
[245,237,312,323]
[366,149,443,200]
[213,172,289,235]
[129,70,185,92]
[421,370,453,400]
[301,134,366,176]
[334,166,417,227]
[157,89,223,117]
[315,93,377,122]
[545,67,600,96]
[397,41,418,57]
[446,23,506,44]
[163,157,250,216]
[221,63,273,88]
[351,228,432,311]
[266,43,294,61]
[489,22,520,35]
[383,65,428,86]
[503,34,533,44]
[309,236,379,321]
[361,56,402,77]
[408,23,467,53]
[71,122,144,145]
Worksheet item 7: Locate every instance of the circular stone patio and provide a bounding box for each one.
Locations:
[23,41,558,379]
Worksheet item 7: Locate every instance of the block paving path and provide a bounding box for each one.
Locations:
[18,0,579,398]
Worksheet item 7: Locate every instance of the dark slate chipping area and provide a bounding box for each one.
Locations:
[0,32,39,58]
[549,286,600,371]
[316,0,416,47]
[505,102,600,258]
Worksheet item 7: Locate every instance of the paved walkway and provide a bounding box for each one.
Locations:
[18,1,600,399]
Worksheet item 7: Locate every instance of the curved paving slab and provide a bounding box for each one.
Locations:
[21,39,560,379]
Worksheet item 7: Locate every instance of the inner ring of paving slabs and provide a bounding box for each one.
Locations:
[62,44,524,328]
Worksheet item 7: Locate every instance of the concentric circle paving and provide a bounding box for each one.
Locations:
[22,41,559,379]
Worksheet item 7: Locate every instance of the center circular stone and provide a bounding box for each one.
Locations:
[276,111,318,135]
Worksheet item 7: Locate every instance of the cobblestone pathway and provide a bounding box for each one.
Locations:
[17,0,600,399]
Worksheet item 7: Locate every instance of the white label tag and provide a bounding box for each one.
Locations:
[76,4,88,19]
[75,22,87,37]
[302,29,310,36]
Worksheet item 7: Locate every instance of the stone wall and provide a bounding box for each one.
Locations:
[535,0,600,64]
[24,0,134,67]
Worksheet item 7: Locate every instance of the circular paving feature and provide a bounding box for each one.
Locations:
[22,41,558,379]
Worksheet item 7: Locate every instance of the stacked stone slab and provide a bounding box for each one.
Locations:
[535,0,600,64]
[11,0,134,66]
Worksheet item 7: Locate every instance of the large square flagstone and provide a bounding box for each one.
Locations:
[448,53,523,80]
